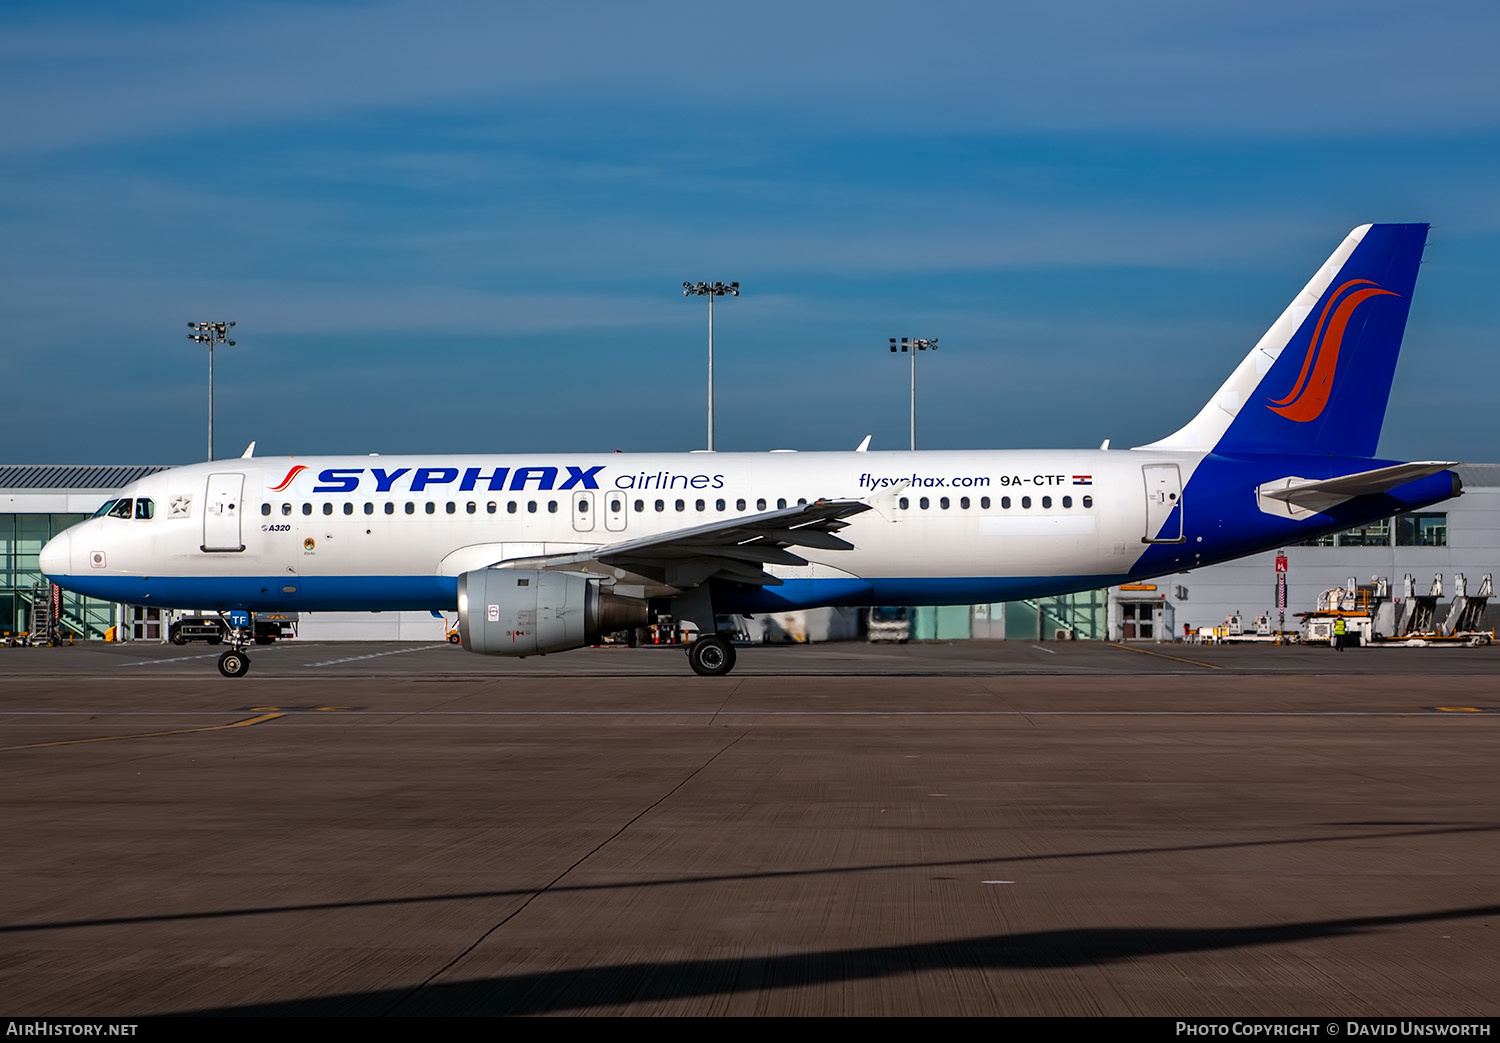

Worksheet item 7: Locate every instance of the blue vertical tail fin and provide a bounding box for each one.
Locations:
[1139,223,1428,458]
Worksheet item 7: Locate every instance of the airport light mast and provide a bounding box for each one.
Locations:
[682,281,739,451]
[889,337,938,451]
[187,321,236,461]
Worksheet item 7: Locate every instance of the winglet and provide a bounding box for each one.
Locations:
[855,435,872,452]
[240,441,256,459]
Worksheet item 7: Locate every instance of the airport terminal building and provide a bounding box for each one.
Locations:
[3,462,1495,645]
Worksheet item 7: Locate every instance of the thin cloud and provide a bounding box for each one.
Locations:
[3,1,1498,155]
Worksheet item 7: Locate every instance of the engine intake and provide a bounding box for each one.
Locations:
[457,568,648,656]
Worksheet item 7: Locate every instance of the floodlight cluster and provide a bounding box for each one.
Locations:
[187,320,236,346]
[682,281,740,297]
[889,337,938,352]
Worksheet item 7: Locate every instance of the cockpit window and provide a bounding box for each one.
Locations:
[107,498,134,519]
[93,499,118,518]
[134,498,154,520]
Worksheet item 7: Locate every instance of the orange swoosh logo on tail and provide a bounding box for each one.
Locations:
[1267,278,1398,423]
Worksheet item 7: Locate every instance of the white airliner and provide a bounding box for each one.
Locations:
[41,224,1460,677]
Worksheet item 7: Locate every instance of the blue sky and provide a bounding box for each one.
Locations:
[4,0,1498,464]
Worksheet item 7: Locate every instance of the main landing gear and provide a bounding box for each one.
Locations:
[215,612,253,678]
[687,634,737,677]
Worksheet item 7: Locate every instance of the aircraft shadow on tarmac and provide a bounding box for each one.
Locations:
[4,822,1493,940]
[173,902,1500,1017]
[6,824,1496,1015]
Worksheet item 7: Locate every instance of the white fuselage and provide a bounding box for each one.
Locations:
[42,448,1207,612]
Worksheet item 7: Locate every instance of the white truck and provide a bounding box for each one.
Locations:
[866,606,911,643]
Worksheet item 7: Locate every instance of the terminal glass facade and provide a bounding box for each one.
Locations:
[912,589,1108,642]
[1301,512,1447,549]
[0,513,114,640]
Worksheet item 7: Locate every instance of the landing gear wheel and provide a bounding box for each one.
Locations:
[217,651,251,678]
[687,635,737,677]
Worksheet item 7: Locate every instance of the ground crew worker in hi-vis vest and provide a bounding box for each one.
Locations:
[1333,617,1347,652]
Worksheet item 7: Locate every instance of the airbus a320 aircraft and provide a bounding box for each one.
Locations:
[41,224,1459,678]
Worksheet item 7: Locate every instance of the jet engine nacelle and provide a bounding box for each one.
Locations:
[457,568,648,656]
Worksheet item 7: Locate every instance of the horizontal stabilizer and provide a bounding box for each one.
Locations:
[1256,461,1457,517]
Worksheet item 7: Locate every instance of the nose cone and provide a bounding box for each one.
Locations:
[39,530,71,578]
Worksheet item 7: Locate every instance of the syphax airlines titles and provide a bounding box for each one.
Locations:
[41,223,1461,677]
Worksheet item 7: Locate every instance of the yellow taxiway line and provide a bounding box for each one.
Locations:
[1108,642,1224,669]
[1,712,285,752]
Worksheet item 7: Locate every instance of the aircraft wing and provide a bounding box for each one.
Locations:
[494,499,872,589]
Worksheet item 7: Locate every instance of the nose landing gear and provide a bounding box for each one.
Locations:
[217,650,250,677]
[215,610,254,678]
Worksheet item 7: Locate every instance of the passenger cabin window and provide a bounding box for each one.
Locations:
[898,497,909,510]
[425,502,436,514]
[445,502,456,514]
[981,496,990,509]
[1021,496,1032,508]
[303,503,313,516]
[1062,496,1072,508]
[736,499,746,511]
[527,501,537,513]
[1082,495,1093,508]
[777,498,787,509]
[467,502,477,514]
[757,499,767,511]
[344,502,354,515]
[385,503,395,515]
[577,498,589,513]
[323,503,334,515]
[695,499,705,512]
[282,503,292,516]
[405,502,415,515]
[655,500,665,512]
[486,502,496,514]
[507,502,517,514]
[1041,496,1051,509]
[1001,496,1010,509]
[939,497,950,510]
[675,499,685,512]
[547,501,558,513]
[960,497,969,509]
[261,503,272,516]
[365,503,374,515]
